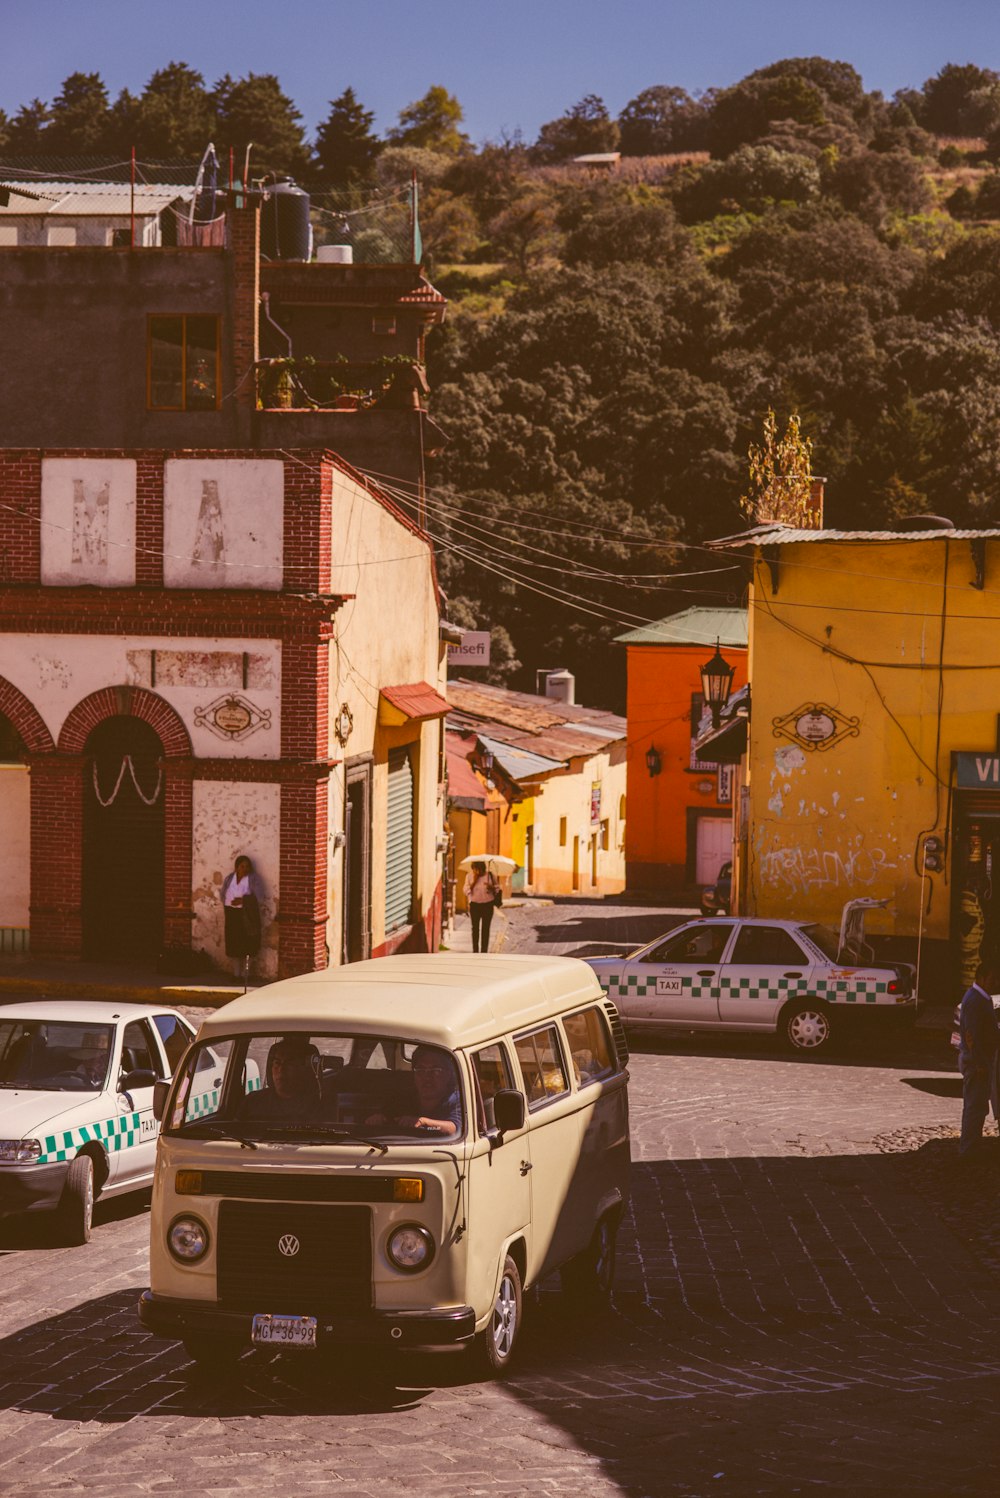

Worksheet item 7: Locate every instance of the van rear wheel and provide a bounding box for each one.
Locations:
[561,1213,618,1305]
[474,1254,522,1376]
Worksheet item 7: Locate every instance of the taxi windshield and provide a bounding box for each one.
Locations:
[0,1020,114,1091]
[165,1032,465,1145]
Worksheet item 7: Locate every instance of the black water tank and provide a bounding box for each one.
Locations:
[261,179,311,261]
[889,514,954,531]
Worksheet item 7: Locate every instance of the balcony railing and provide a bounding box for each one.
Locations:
[255,357,428,412]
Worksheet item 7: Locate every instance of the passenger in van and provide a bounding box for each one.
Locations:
[366,1046,462,1136]
[241,1037,322,1121]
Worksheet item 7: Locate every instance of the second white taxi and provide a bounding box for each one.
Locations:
[586,899,915,1053]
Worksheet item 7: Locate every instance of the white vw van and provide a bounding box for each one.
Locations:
[139,953,630,1375]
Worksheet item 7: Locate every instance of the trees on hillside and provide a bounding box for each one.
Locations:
[532,96,620,161]
[314,88,381,185]
[388,86,469,155]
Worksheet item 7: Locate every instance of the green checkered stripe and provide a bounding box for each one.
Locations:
[184,1073,260,1122]
[602,973,891,1006]
[35,1111,143,1164]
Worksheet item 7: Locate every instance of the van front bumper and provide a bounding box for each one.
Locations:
[138,1290,477,1348]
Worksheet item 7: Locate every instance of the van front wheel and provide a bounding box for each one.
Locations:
[561,1213,618,1305]
[475,1254,522,1376]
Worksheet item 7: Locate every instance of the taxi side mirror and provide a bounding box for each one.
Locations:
[492,1089,526,1138]
[152,1079,171,1120]
[121,1068,157,1094]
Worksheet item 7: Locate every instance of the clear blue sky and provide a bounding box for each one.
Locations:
[4,0,1000,143]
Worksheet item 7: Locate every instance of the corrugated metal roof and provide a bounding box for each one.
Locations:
[709,524,1000,550]
[447,679,625,743]
[478,733,566,781]
[616,606,748,648]
[0,181,193,216]
[446,733,488,809]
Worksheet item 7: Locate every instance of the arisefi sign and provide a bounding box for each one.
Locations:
[956,753,1000,787]
[447,631,491,667]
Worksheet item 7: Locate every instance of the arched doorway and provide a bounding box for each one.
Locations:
[82,717,165,961]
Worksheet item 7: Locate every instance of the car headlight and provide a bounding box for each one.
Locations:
[168,1215,210,1262]
[0,1139,42,1164]
[387,1224,434,1272]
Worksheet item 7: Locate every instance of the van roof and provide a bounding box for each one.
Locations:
[196,954,604,1050]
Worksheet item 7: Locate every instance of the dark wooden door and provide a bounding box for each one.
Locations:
[83,717,165,961]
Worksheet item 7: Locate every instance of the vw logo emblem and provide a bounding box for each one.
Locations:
[278,1233,300,1258]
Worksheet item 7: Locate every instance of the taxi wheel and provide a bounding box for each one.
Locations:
[561,1213,618,1305]
[781,1001,833,1053]
[474,1254,522,1376]
[59,1153,94,1245]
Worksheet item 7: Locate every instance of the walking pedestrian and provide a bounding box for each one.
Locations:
[464,860,499,953]
[221,854,264,982]
[957,957,1000,1160]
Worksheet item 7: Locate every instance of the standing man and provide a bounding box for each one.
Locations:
[958,958,1000,1160]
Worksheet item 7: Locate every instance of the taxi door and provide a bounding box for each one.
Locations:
[718,924,813,1027]
[114,1017,163,1186]
[625,921,735,1026]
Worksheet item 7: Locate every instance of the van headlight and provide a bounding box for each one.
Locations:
[168,1215,210,1262]
[387,1224,434,1272]
[0,1139,42,1163]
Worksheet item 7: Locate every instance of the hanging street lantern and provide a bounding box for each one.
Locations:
[700,639,735,730]
[645,745,662,777]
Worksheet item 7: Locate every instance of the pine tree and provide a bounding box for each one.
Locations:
[314,88,381,185]
[213,72,312,178]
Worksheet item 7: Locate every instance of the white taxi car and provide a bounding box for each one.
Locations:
[586,899,915,1053]
[0,1000,204,1244]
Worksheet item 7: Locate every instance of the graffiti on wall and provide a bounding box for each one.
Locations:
[71,477,110,566]
[758,841,897,897]
[163,459,284,590]
[41,458,136,587]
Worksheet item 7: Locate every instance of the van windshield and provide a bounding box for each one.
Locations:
[165,1032,464,1145]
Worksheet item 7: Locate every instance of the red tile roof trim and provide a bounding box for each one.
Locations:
[381,682,450,720]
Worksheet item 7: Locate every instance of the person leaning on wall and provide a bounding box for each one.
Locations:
[221,854,264,982]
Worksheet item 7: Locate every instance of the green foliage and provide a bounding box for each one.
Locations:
[918,63,1000,136]
[740,409,814,524]
[707,74,827,158]
[125,63,217,159]
[213,72,312,177]
[617,86,707,155]
[675,144,821,221]
[314,88,381,186]
[389,86,469,156]
[532,96,620,162]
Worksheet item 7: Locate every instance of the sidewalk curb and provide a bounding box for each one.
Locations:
[0,973,245,1010]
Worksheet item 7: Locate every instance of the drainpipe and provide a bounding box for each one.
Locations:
[259,291,293,356]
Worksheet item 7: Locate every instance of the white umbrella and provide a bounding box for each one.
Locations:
[458,854,518,875]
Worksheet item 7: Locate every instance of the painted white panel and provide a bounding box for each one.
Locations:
[696,816,732,885]
[0,768,30,927]
[163,459,284,590]
[191,781,280,979]
[0,633,282,759]
[41,459,137,587]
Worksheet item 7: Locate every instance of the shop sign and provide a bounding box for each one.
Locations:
[448,631,491,667]
[590,782,602,825]
[717,765,734,803]
[772,702,860,753]
[956,753,1000,788]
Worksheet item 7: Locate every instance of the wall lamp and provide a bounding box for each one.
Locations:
[700,639,735,730]
[645,745,662,778]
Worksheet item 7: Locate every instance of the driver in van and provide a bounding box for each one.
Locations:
[366,1046,462,1136]
[241,1036,322,1121]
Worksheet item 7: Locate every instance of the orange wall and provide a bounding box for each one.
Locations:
[625,642,747,891]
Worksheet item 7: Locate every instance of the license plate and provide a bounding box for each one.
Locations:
[251,1313,317,1348]
[950,1030,961,1050]
[656,976,683,996]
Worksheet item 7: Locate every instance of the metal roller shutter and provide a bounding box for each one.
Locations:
[385,748,414,932]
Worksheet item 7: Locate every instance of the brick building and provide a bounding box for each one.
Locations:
[0,191,449,974]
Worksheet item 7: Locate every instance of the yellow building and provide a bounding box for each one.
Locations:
[703,517,1000,999]
[446,678,627,898]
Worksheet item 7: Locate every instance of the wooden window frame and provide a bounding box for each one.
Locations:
[146,313,222,412]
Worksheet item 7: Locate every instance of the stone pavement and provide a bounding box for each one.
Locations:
[0,897,998,1495]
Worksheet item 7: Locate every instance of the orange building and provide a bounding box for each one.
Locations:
[617,608,747,898]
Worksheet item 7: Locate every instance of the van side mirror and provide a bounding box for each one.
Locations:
[152,1079,171,1121]
[492,1089,525,1138]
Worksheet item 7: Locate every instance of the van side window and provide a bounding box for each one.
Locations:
[514,1025,569,1108]
[471,1043,513,1132]
[563,1006,615,1087]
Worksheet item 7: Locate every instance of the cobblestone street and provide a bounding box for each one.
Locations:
[1,899,999,1496]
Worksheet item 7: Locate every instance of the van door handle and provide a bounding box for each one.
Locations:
[520,1160,532,1175]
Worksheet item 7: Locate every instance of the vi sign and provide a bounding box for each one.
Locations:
[956,753,1000,787]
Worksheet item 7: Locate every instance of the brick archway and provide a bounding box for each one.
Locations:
[58,686,192,757]
[33,688,193,959]
[0,676,55,755]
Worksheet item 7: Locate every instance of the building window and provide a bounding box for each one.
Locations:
[0,226,18,246]
[147,314,220,411]
[47,225,76,246]
[600,819,609,851]
[372,315,397,336]
[559,816,567,847]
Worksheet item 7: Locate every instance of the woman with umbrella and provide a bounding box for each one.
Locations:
[463,861,498,953]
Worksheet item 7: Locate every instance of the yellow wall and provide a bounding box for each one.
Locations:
[525,745,627,896]
[743,536,1000,943]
